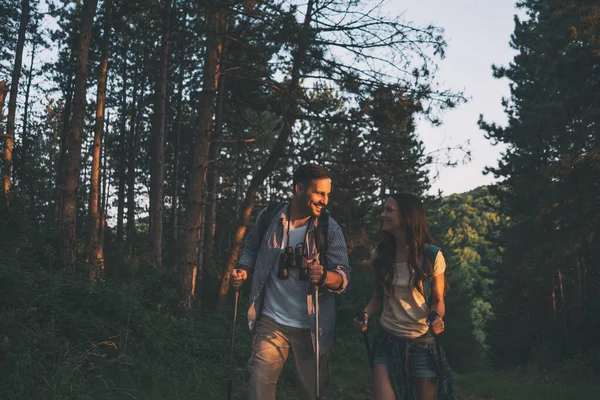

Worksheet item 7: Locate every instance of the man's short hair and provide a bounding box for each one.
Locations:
[292,163,331,189]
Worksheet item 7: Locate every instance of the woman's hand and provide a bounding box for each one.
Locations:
[353,311,369,333]
[429,314,445,335]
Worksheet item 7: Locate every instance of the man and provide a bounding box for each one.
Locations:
[231,163,351,400]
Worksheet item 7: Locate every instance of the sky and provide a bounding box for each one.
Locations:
[384,1,521,196]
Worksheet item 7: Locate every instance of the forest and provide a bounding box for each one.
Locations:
[0,0,599,399]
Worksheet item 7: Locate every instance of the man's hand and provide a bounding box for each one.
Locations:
[231,268,248,288]
[307,260,325,285]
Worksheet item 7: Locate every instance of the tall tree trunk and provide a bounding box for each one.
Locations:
[99,111,109,251]
[89,0,112,281]
[169,45,185,270]
[126,50,143,252]
[60,0,100,274]
[22,40,37,208]
[126,56,145,255]
[2,0,30,204]
[54,76,74,224]
[181,0,225,308]
[0,81,8,131]
[199,75,225,282]
[217,0,315,306]
[150,0,173,269]
[557,267,569,354]
[116,52,127,244]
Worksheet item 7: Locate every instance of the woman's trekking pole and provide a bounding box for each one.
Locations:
[227,277,241,400]
[357,312,372,370]
[314,285,320,400]
[427,312,446,393]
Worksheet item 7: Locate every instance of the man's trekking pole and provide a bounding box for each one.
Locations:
[227,275,241,400]
[357,312,372,370]
[314,284,320,400]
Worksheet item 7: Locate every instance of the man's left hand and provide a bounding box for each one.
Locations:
[308,261,325,285]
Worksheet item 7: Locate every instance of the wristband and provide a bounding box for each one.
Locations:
[427,311,441,322]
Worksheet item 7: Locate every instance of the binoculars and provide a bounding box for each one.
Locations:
[277,243,309,280]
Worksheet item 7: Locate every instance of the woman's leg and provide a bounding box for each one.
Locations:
[416,378,437,400]
[373,363,395,400]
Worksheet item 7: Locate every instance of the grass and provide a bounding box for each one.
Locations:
[454,371,600,400]
[2,257,598,399]
[199,296,600,400]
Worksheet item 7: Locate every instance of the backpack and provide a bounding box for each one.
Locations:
[423,243,442,309]
[257,203,329,265]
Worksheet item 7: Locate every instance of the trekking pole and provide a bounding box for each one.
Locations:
[314,284,320,400]
[427,312,446,393]
[357,312,372,370]
[227,276,241,400]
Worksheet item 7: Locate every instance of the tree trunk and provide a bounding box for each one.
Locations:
[199,11,230,290]
[0,81,8,130]
[217,0,315,306]
[116,52,127,244]
[22,40,37,208]
[181,0,225,308]
[2,0,30,204]
[126,50,143,252]
[169,43,185,270]
[54,76,73,224]
[60,0,100,274]
[89,0,112,281]
[150,0,173,269]
[99,111,109,251]
[199,75,226,282]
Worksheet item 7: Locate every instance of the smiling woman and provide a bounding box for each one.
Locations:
[354,192,455,400]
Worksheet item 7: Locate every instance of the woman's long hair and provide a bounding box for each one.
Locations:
[373,193,435,297]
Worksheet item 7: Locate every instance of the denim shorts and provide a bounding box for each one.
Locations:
[371,326,437,379]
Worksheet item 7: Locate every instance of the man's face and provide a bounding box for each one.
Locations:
[295,178,331,217]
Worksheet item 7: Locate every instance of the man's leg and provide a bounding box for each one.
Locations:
[289,327,330,400]
[248,316,291,400]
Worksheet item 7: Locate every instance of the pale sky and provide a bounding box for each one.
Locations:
[386,1,520,195]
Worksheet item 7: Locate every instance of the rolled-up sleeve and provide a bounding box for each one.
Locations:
[325,219,351,294]
[238,208,267,272]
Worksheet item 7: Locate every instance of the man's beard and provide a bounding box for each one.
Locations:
[310,203,322,217]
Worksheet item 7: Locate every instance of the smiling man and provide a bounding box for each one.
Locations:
[231,163,351,400]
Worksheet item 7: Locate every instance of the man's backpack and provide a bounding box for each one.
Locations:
[257,203,329,265]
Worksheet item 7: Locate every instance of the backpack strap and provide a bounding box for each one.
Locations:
[423,244,441,308]
[314,208,330,268]
[257,202,285,249]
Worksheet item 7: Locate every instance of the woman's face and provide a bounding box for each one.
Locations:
[380,197,402,233]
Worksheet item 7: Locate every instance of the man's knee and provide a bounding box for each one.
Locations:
[249,346,287,382]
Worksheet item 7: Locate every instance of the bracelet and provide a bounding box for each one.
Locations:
[427,311,441,322]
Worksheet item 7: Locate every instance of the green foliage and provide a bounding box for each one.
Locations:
[479,0,600,367]
[428,186,502,372]
[2,200,600,398]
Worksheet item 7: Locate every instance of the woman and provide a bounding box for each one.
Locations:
[353,193,455,400]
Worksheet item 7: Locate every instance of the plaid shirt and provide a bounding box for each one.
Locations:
[238,203,351,355]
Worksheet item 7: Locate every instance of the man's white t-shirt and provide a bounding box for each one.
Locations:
[262,223,311,328]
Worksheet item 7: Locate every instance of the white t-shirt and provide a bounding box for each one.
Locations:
[262,223,311,328]
[379,251,446,339]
